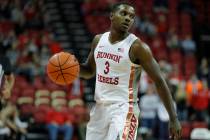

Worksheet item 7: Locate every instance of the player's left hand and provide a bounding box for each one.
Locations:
[169,118,182,140]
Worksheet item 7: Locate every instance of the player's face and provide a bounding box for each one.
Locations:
[111,5,135,32]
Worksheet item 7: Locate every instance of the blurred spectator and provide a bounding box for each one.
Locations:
[169,64,183,93]
[26,38,38,54]
[45,105,74,140]
[49,41,63,54]
[15,50,37,83]
[0,30,16,53]
[156,96,176,140]
[139,84,159,139]
[159,60,172,79]
[197,58,210,88]
[39,45,51,76]
[5,40,20,67]
[0,49,15,107]
[166,28,180,49]
[23,1,37,28]
[156,14,168,36]
[153,0,168,13]
[178,0,196,15]
[151,36,168,60]
[11,2,25,25]
[135,14,157,37]
[68,78,84,100]
[155,59,176,139]
[174,80,188,121]
[185,74,204,120]
[138,70,149,97]
[16,31,29,51]
[71,103,88,140]
[169,65,187,121]
[185,74,204,106]
[0,0,12,19]
[181,34,196,55]
[169,65,180,100]
[191,81,209,121]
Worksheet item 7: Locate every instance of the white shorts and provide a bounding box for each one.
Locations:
[86,102,140,140]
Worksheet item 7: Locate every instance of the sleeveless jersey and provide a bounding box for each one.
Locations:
[94,32,142,103]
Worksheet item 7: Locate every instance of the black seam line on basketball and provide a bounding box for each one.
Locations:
[60,55,71,67]
[57,55,67,84]
[56,73,60,81]
[58,73,77,77]
[49,55,70,67]
[49,61,60,67]
[49,64,79,73]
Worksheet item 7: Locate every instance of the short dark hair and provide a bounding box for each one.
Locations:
[110,2,135,13]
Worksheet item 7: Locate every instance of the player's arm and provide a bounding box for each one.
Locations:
[131,40,182,139]
[80,34,101,79]
[130,39,178,121]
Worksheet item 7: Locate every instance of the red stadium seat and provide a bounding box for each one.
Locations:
[191,121,208,129]
[33,111,47,123]
[17,96,35,115]
[181,121,192,140]
[19,104,35,115]
[15,76,29,89]
[33,76,45,89]
[21,88,35,98]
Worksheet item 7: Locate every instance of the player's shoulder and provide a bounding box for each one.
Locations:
[94,34,103,42]
[131,38,151,52]
[90,34,103,49]
[94,31,110,41]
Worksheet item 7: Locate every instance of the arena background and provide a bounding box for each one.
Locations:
[0,0,210,139]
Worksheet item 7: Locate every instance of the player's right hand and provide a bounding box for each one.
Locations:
[169,118,182,140]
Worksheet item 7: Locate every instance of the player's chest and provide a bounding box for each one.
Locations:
[94,46,130,71]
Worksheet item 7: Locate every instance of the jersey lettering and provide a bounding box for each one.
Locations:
[96,51,122,63]
[104,61,110,74]
[97,74,119,85]
[94,32,139,103]
[128,114,137,140]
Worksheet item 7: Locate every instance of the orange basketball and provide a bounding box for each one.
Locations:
[47,52,80,85]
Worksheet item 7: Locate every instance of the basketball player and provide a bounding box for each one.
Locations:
[79,2,181,140]
[0,55,28,139]
[0,53,15,109]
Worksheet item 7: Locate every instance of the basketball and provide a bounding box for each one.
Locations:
[47,52,80,85]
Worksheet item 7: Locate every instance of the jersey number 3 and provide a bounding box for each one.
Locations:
[104,61,110,74]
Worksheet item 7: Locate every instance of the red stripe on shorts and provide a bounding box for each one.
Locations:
[122,66,137,140]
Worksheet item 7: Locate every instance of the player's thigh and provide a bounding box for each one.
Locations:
[86,127,107,140]
[107,103,140,140]
[86,104,108,140]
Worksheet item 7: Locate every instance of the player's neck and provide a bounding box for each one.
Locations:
[109,29,129,44]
